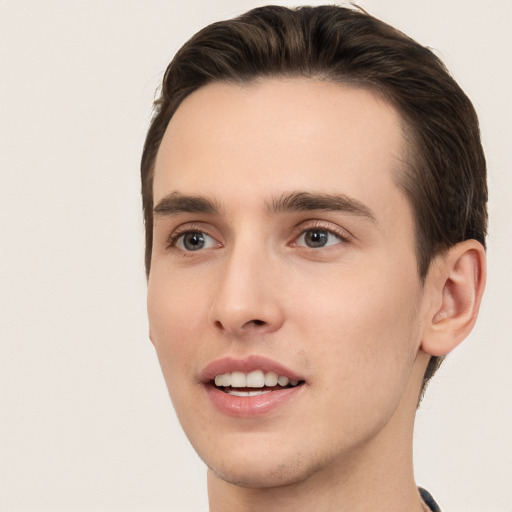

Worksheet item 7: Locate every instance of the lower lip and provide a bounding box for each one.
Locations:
[204,384,304,418]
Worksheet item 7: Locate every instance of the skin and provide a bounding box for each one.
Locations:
[147,78,486,511]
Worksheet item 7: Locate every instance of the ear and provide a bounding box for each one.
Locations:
[421,240,486,356]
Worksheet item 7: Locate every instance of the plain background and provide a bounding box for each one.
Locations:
[0,1,510,511]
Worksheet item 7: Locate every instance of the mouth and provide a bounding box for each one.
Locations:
[212,370,304,396]
[200,356,306,417]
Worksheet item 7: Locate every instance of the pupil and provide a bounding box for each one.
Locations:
[306,230,327,248]
[183,232,205,251]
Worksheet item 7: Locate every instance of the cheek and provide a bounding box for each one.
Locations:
[147,273,209,386]
[295,263,422,397]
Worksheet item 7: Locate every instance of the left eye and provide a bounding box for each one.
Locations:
[295,229,342,248]
[175,231,217,251]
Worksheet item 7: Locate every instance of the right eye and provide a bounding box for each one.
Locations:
[172,231,218,252]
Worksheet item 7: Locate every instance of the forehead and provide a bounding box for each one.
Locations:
[153,78,408,220]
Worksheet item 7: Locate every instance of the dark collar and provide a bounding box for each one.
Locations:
[419,487,442,512]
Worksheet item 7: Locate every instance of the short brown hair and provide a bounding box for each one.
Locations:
[141,5,487,389]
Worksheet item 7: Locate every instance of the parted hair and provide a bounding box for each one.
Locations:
[141,5,487,390]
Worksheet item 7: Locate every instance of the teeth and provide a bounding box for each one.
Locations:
[227,389,271,397]
[278,376,289,386]
[230,371,246,387]
[247,370,265,388]
[214,373,230,387]
[264,371,278,387]
[213,371,301,389]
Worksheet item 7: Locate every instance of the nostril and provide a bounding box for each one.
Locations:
[213,318,265,331]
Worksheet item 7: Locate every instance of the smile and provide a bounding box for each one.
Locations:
[214,370,301,395]
[201,357,306,417]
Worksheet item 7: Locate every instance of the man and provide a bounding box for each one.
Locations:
[141,5,487,511]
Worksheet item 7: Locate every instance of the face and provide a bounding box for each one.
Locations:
[148,79,429,488]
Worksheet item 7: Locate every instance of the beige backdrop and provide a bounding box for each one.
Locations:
[1,1,510,511]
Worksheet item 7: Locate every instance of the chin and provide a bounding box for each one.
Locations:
[199,438,333,490]
[208,458,313,489]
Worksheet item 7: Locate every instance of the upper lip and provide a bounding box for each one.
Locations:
[199,355,304,383]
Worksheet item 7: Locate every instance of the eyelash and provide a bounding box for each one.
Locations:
[297,220,350,239]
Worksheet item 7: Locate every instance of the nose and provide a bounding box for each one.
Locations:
[208,241,285,336]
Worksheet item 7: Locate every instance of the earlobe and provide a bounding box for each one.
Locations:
[421,240,486,357]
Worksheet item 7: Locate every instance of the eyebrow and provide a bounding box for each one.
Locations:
[153,192,219,217]
[268,191,376,222]
[153,190,376,223]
